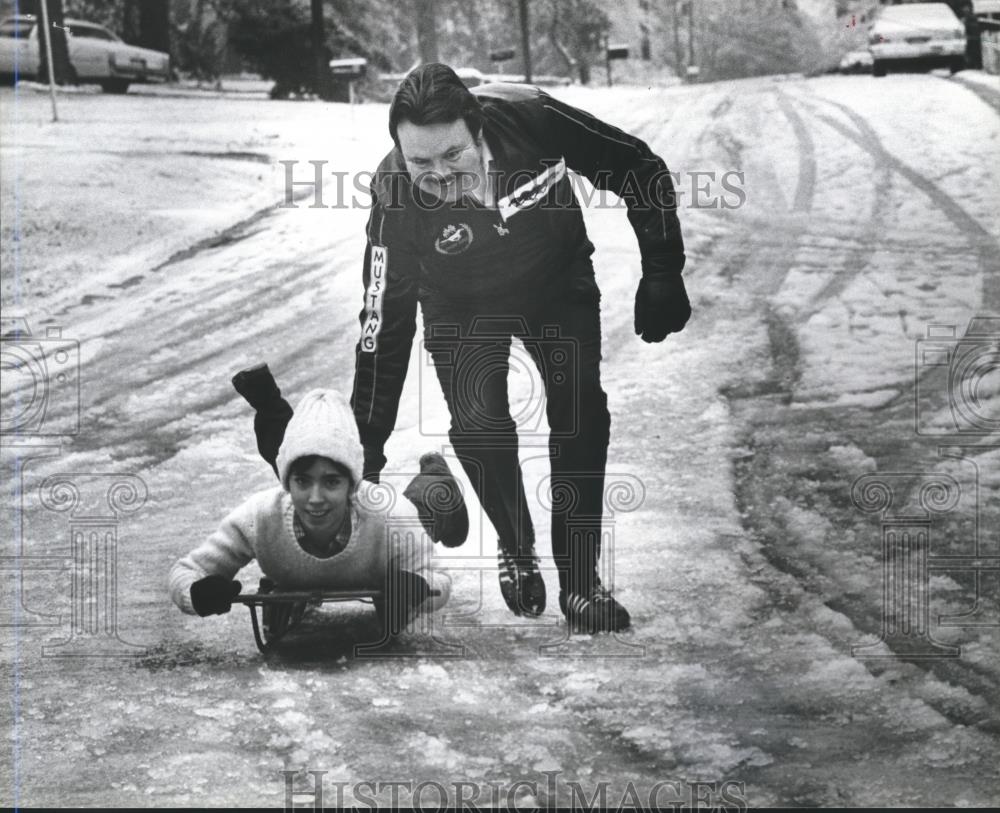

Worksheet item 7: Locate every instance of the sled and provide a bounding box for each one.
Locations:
[232,579,439,653]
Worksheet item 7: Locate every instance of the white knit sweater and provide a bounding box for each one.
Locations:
[168,482,451,615]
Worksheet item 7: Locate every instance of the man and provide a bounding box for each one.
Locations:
[351,64,690,633]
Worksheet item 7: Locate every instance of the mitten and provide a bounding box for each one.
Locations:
[634,272,691,343]
[190,575,242,617]
[403,452,469,547]
[231,363,293,478]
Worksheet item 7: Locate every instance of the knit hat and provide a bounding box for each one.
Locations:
[275,389,364,489]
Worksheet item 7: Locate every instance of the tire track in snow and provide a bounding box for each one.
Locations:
[800,94,999,430]
[725,88,1000,729]
[65,208,366,467]
[807,96,999,309]
[785,92,894,319]
[794,94,1000,721]
[638,88,993,717]
[946,73,1000,117]
[775,92,816,216]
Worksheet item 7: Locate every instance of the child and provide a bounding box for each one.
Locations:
[168,388,454,635]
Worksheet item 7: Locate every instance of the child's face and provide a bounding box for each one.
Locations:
[288,458,351,537]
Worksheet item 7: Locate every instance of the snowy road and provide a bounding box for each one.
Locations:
[2,73,999,807]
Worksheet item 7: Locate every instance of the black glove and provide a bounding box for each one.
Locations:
[231,363,293,479]
[190,575,242,617]
[403,452,469,547]
[634,272,691,343]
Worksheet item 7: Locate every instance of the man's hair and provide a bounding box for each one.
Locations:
[288,455,353,485]
[388,63,484,146]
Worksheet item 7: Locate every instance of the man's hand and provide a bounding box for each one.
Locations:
[634,273,691,343]
[403,452,469,547]
[190,575,242,617]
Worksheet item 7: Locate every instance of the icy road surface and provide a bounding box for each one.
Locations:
[2,73,999,807]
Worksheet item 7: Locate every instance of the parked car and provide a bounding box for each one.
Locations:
[0,15,170,93]
[839,49,874,74]
[973,0,1000,27]
[868,2,966,77]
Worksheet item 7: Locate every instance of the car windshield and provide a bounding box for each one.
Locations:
[0,19,34,38]
[68,24,117,41]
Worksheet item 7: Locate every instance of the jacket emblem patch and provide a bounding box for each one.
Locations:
[434,223,474,255]
[497,158,567,222]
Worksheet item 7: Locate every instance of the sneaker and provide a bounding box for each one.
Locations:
[497,546,546,617]
[560,584,631,634]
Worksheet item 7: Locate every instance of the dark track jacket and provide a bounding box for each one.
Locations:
[351,83,686,464]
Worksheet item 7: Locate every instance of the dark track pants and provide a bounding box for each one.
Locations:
[422,294,611,595]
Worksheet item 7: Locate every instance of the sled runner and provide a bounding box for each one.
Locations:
[233,578,439,653]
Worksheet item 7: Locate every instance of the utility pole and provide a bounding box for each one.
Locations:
[37,0,58,121]
[518,0,532,84]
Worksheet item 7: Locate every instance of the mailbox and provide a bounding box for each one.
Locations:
[490,47,517,62]
[606,44,630,60]
[329,57,367,79]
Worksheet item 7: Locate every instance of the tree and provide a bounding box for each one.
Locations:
[228,0,396,99]
[414,0,439,63]
[518,0,531,82]
[653,0,827,81]
[310,0,333,100]
[123,0,171,56]
[547,0,609,84]
[62,0,123,29]
[20,0,74,83]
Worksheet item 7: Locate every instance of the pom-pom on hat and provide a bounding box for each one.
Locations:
[275,389,364,489]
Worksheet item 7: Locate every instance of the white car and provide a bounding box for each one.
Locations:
[868,2,966,76]
[0,15,170,93]
[973,0,1000,25]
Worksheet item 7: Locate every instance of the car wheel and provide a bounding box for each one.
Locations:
[872,61,886,77]
[100,79,130,94]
